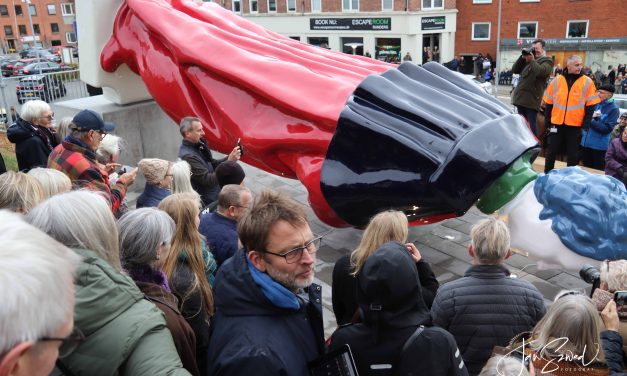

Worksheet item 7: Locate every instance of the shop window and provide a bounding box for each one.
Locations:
[422,0,443,10]
[66,31,76,43]
[308,37,329,49]
[472,22,490,41]
[233,0,241,13]
[342,0,359,11]
[268,0,277,12]
[287,0,296,11]
[18,25,27,35]
[382,0,393,11]
[342,37,363,55]
[566,20,588,38]
[4,25,13,37]
[0,5,8,17]
[29,4,37,16]
[311,0,321,12]
[51,23,59,33]
[48,4,56,15]
[518,21,537,38]
[61,3,74,16]
[14,5,22,16]
[376,38,401,63]
[249,0,258,12]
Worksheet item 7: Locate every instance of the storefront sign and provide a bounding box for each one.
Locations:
[503,37,627,46]
[310,18,391,31]
[421,16,445,31]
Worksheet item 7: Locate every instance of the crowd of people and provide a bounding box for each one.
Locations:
[1,79,627,376]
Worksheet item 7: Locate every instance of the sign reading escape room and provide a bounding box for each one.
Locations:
[310,18,391,31]
[421,16,446,31]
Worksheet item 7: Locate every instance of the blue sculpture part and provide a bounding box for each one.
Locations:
[320,62,539,227]
[534,168,627,260]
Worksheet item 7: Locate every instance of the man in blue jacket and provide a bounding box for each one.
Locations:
[207,190,324,375]
[581,84,621,170]
[199,184,252,268]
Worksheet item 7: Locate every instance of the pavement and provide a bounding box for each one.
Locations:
[233,160,591,338]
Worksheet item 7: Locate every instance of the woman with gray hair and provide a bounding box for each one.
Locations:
[7,99,58,171]
[27,167,72,198]
[25,190,190,376]
[118,207,200,375]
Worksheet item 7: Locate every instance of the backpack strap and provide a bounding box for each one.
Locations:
[400,325,425,354]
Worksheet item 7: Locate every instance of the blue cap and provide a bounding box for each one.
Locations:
[72,110,115,132]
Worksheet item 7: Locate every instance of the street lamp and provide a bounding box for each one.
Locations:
[494,0,501,98]
[22,0,42,74]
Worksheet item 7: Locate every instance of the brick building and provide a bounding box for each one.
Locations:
[455,0,627,74]
[0,0,76,54]
[222,0,460,64]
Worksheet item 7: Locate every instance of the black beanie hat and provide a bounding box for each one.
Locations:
[216,161,245,187]
[597,84,615,93]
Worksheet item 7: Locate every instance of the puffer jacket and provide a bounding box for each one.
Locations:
[581,98,621,150]
[53,248,190,376]
[329,242,467,376]
[207,250,324,375]
[605,136,627,179]
[7,117,58,171]
[430,264,546,376]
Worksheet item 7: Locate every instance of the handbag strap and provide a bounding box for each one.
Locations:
[401,325,425,354]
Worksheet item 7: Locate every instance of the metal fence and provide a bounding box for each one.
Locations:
[0,69,89,127]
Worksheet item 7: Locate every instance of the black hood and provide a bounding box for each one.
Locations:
[357,241,431,328]
[6,117,35,143]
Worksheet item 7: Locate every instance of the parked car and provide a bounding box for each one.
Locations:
[39,52,62,63]
[16,75,67,104]
[14,61,66,76]
[50,45,78,58]
[11,59,39,75]
[463,74,495,96]
[20,47,48,59]
[1,59,19,77]
[614,94,627,117]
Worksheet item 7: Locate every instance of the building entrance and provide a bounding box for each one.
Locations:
[422,34,440,64]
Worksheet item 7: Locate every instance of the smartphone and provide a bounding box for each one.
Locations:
[614,291,627,306]
[118,165,134,174]
[237,138,244,157]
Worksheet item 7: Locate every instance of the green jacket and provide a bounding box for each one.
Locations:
[52,249,191,376]
[511,55,553,111]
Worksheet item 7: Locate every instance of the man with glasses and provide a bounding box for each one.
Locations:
[48,109,137,216]
[0,211,82,376]
[207,190,324,375]
[199,184,252,268]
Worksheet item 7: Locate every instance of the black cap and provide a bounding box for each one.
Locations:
[215,161,245,187]
[597,84,615,93]
[72,110,115,132]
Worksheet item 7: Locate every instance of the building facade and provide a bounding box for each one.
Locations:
[223,0,459,64]
[455,0,627,74]
[0,0,76,53]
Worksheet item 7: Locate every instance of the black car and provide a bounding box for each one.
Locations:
[17,61,66,75]
[1,59,19,77]
[16,75,67,104]
[20,47,49,59]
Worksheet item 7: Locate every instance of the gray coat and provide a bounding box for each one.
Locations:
[430,264,546,376]
[511,55,553,111]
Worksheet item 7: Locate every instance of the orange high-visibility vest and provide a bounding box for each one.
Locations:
[542,75,600,127]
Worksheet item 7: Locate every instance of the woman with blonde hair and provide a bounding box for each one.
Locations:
[27,167,72,198]
[171,160,202,206]
[158,193,216,375]
[331,210,439,325]
[0,171,44,213]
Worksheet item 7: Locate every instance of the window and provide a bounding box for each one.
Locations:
[473,0,492,3]
[520,0,540,2]
[18,25,27,35]
[382,0,393,10]
[287,0,296,11]
[342,0,358,11]
[289,36,300,41]
[567,20,588,38]
[4,26,13,36]
[268,0,277,11]
[51,23,59,33]
[61,3,74,16]
[311,0,321,12]
[33,24,40,35]
[232,0,241,13]
[14,5,22,16]
[472,22,491,40]
[518,21,538,38]
[66,31,76,43]
[0,5,8,17]
[249,0,257,12]
[29,4,37,16]
[47,4,56,15]
[422,0,443,10]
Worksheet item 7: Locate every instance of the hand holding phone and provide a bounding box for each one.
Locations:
[237,138,244,157]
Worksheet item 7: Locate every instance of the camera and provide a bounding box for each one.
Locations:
[580,264,601,296]
[521,47,536,56]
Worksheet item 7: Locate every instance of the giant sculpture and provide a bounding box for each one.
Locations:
[78,0,626,272]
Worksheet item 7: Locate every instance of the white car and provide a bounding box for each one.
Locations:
[463,74,495,97]
[614,94,627,117]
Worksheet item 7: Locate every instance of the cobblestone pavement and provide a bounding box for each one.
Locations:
[237,161,591,338]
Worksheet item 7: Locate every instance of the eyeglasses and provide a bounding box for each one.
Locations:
[263,235,322,264]
[39,113,54,121]
[92,130,107,140]
[39,327,85,358]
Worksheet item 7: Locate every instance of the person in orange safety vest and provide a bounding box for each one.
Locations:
[542,55,600,173]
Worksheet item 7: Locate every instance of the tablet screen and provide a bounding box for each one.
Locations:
[308,344,359,376]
